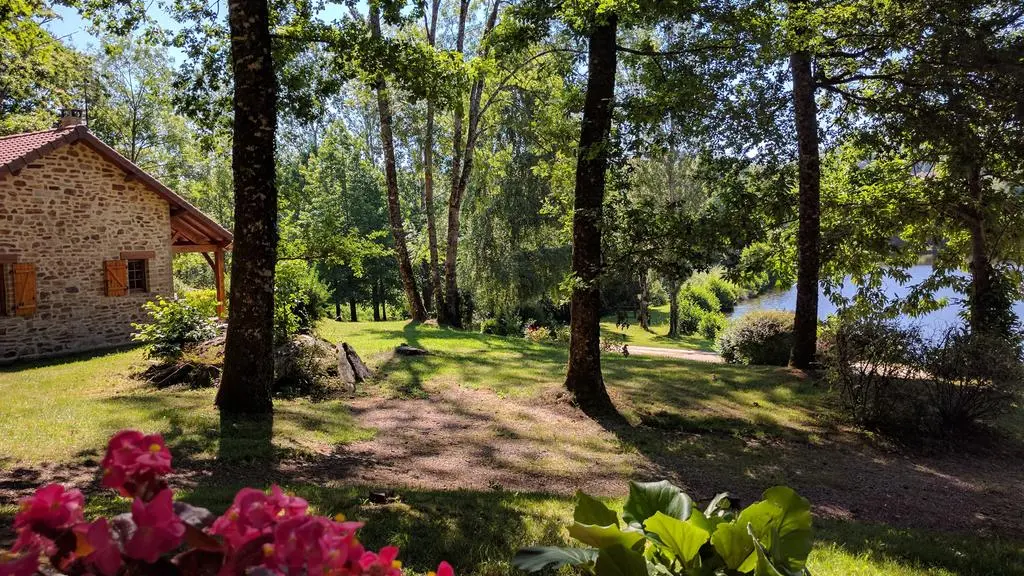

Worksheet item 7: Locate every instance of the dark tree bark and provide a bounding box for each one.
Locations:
[369,6,427,322]
[637,271,650,330]
[335,300,342,320]
[216,0,277,415]
[349,298,358,322]
[565,14,618,416]
[788,44,821,370]
[964,164,1011,336]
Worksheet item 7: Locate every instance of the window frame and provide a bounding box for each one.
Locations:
[126,259,149,293]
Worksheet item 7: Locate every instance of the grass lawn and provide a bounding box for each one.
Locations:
[600,304,715,351]
[2,320,1023,576]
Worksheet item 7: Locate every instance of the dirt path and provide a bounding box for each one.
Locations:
[627,345,722,363]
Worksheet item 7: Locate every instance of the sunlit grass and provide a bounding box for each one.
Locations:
[600,304,716,351]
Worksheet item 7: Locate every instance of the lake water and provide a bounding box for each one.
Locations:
[731,264,1024,337]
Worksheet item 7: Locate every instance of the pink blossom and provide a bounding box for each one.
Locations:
[358,546,402,576]
[77,518,123,576]
[435,561,455,576]
[0,548,40,576]
[14,484,84,533]
[124,489,185,563]
[210,485,311,550]
[101,430,172,499]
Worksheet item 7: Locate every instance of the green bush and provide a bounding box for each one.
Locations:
[480,311,521,336]
[681,284,720,313]
[132,296,218,360]
[704,276,742,312]
[275,261,331,343]
[677,300,703,335]
[718,310,794,366]
[182,289,220,318]
[514,480,813,576]
[698,311,727,340]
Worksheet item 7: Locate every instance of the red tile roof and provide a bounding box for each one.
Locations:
[0,126,232,246]
[0,127,81,171]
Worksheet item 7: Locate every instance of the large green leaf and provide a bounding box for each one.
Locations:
[622,480,692,526]
[575,490,620,527]
[710,519,754,571]
[760,487,813,571]
[569,522,646,549]
[643,512,709,566]
[595,544,649,576]
[512,546,599,572]
[749,526,809,576]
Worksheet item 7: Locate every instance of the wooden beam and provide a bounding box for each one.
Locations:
[214,248,226,318]
[172,244,222,253]
[120,250,156,260]
[170,214,210,245]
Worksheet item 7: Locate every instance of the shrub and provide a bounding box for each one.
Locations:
[182,289,220,318]
[825,316,1024,437]
[824,316,926,431]
[514,480,813,576]
[553,324,571,345]
[698,311,727,340]
[0,429,452,576]
[523,324,554,344]
[133,297,218,360]
[704,275,742,311]
[922,328,1024,433]
[676,299,703,335]
[718,310,794,366]
[681,284,720,313]
[480,311,521,336]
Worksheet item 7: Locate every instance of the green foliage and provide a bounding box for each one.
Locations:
[826,315,1024,437]
[698,312,727,340]
[681,285,720,314]
[718,312,795,366]
[275,261,332,343]
[676,300,703,336]
[132,296,217,360]
[514,480,813,576]
[703,276,742,312]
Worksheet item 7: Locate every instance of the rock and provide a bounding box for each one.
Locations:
[336,344,357,393]
[343,342,373,381]
[274,335,342,397]
[395,343,429,356]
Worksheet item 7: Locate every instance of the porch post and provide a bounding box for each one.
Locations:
[214,247,226,318]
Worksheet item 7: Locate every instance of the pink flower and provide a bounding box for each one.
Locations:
[358,546,402,576]
[434,561,455,576]
[124,489,185,563]
[77,518,123,576]
[210,485,311,551]
[14,484,85,533]
[0,548,40,576]
[101,430,172,499]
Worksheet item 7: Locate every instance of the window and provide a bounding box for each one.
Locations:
[126,259,148,292]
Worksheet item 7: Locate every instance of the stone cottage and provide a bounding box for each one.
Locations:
[0,112,232,362]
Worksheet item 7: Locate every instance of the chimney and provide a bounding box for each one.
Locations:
[58,108,85,128]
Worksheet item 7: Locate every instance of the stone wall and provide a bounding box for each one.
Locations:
[0,141,173,361]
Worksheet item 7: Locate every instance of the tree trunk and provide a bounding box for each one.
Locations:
[964,165,1009,336]
[372,282,381,321]
[349,298,357,323]
[788,42,821,370]
[637,271,650,330]
[442,0,500,328]
[216,0,276,415]
[335,300,342,320]
[369,5,427,322]
[423,0,445,319]
[564,14,618,417]
[667,278,680,338]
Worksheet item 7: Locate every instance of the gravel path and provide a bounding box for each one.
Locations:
[626,345,722,363]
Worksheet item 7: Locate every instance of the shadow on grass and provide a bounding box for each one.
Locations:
[0,345,139,373]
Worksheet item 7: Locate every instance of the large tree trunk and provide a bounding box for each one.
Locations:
[565,14,618,417]
[216,0,277,415]
[349,298,358,322]
[637,271,650,330]
[370,6,427,322]
[788,42,821,370]
[964,164,1010,337]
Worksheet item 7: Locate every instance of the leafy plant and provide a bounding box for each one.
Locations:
[681,285,721,314]
[513,480,813,576]
[275,261,332,343]
[718,312,794,366]
[702,276,742,312]
[677,300,703,335]
[132,297,217,360]
[698,312,727,340]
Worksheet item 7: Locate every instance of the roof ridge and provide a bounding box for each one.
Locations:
[0,126,78,141]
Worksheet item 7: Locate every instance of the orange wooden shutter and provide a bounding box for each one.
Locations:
[105,260,128,297]
[13,263,37,316]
